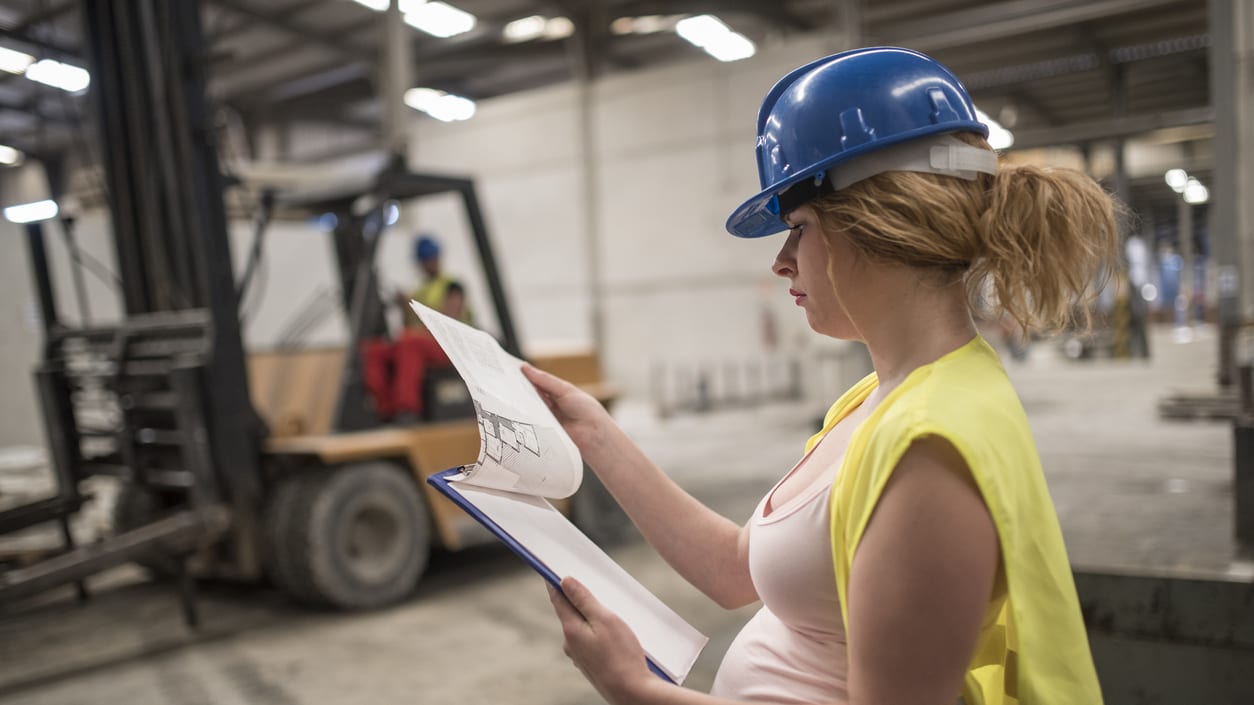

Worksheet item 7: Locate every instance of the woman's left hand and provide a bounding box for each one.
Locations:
[548,577,655,705]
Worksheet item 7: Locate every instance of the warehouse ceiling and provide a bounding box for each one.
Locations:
[0,0,1214,212]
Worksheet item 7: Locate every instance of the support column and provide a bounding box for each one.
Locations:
[1178,198,1195,330]
[381,0,413,158]
[567,3,606,349]
[830,0,862,52]
[1110,63,1146,357]
[1211,0,1254,382]
[1210,0,1254,547]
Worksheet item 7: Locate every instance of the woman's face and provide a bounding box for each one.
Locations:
[772,206,862,340]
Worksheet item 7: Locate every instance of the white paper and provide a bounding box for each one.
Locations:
[448,480,709,684]
[411,301,583,499]
[414,300,708,682]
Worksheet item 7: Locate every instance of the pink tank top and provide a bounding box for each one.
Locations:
[709,446,850,703]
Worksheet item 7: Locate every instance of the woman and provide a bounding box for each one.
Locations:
[523,46,1115,705]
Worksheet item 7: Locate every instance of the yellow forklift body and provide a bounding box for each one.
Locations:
[250,348,615,551]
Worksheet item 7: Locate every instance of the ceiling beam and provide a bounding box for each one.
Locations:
[1002,89,1064,126]
[211,16,377,70]
[0,24,78,59]
[881,0,1183,52]
[1009,106,1213,151]
[0,96,75,125]
[208,0,374,62]
[210,6,524,99]
[611,0,813,31]
[960,33,1208,91]
[0,0,75,30]
[224,36,571,106]
[248,76,377,124]
[0,0,77,57]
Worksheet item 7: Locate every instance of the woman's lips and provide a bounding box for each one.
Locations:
[789,288,806,305]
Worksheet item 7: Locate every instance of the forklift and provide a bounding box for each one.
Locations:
[0,0,623,620]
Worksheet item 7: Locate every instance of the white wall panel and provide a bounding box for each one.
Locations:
[413,83,580,176]
[233,219,347,351]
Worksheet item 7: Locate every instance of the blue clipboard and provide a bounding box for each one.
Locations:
[426,467,675,683]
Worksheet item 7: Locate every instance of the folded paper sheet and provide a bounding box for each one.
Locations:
[412,302,708,683]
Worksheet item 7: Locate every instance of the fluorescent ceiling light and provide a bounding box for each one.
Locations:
[975,107,1015,150]
[1183,177,1209,205]
[504,15,546,42]
[25,58,90,92]
[611,15,678,35]
[675,15,755,62]
[4,199,59,224]
[544,17,574,40]
[404,1,476,38]
[503,15,574,42]
[0,46,34,74]
[0,144,23,166]
[1164,168,1188,192]
[404,87,476,121]
[703,32,754,62]
[354,0,434,13]
[353,0,477,38]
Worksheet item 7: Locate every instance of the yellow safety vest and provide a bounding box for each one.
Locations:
[404,274,474,329]
[810,336,1101,705]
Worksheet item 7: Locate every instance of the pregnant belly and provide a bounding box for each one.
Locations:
[709,606,848,704]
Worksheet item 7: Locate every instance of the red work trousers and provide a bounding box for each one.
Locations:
[361,331,452,418]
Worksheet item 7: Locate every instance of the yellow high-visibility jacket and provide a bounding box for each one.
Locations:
[809,336,1101,705]
[404,274,474,329]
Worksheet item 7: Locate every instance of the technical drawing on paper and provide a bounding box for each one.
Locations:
[475,400,542,466]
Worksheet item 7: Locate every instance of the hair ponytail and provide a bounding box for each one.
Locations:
[971,159,1120,334]
[811,133,1120,335]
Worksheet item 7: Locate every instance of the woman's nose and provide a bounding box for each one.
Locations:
[772,231,799,278]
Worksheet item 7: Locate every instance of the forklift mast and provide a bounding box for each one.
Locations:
[0,0,262,613]
[81,0,264,495]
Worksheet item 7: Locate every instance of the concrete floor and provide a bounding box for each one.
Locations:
[0,324,1246,705]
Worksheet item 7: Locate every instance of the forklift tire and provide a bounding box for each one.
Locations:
[261,472,324,605]
[112,482,182,579]
[265,461,430,610]
[571,466,632,547]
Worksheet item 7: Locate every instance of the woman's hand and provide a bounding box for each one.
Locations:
[522,364,615,456]
[548,577,655,705]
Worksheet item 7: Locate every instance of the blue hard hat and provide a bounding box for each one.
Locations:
[726,47,990,239]
[414,235,440,262]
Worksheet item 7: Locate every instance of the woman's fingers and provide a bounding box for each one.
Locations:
[548,582,587,626]
[547,577,652,703]
[522,363,577,397]
[559,577,610,624]
[523,364,593,420]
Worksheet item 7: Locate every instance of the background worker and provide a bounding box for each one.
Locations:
[400,234,474,329]
[363,234,471,423]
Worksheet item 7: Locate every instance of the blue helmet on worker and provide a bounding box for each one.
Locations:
[726,47,997,238]
[414,235,441,262]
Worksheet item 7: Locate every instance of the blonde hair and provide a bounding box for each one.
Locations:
[809,133,1119,335]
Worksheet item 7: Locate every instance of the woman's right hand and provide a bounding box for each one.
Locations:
[521,364,614,457]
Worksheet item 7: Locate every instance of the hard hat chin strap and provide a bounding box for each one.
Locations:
[774,135,999,216]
